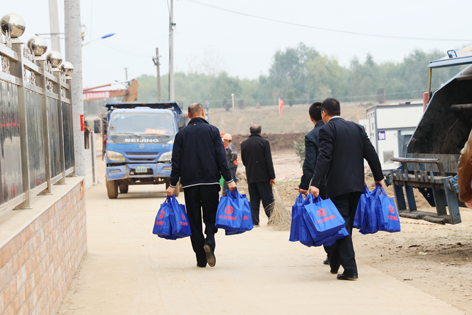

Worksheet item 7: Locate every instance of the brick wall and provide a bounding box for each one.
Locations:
[0,179,87,315]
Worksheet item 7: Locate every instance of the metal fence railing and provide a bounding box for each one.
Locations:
[0,13,75,212]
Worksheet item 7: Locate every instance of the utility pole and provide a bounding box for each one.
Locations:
[154,48,162,102]
[124,67,128,81]
[64,0,85,176]
[48,0,61,53]
[232,93,235,114]
[169,0,175,102]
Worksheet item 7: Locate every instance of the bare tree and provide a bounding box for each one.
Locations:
[186,48,226,76]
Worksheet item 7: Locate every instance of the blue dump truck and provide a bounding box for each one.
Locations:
[102,102,187,199]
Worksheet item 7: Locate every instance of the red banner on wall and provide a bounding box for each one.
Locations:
[80,114,84,131]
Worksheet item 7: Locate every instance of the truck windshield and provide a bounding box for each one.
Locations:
[109,112,175,136]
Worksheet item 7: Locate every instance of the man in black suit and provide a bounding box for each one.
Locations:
[241,124,276,226]
[299,102,331,265]
[167,103,236,268]
[309,98,383,280]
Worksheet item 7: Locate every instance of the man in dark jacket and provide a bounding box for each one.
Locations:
[222,133,239,194]
[310,98,383,281]
[241,124,276,226]
[299,102,325,196]
[299,102,331,265]
[167,103,236,268]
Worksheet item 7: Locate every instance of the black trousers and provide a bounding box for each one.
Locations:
[248,181,274,225]
[328,192,362,276]
[183,184,220,265]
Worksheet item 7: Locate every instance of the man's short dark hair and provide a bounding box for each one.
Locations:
[188,103,204,118]
[309,102,322,121]
[321,98,341,116]
[250,124,261,135]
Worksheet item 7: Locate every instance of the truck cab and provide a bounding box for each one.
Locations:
[103,102,187,199]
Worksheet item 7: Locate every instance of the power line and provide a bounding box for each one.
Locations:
[184,0,472,42]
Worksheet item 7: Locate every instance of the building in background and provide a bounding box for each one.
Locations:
[364,103,424,172]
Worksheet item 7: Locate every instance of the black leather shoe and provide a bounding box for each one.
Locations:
[323,256,329,265]
[203,244,216,267]
[196,263,206,268]
[337,273,358,280]
[330,268,338,274]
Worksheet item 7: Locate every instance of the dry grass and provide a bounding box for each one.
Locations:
[267,185,292,231]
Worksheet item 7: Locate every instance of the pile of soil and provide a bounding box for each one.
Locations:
[231,132,305,152]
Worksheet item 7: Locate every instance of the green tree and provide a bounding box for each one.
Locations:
[286,90,295,106]
[131,45,464,112]
[267,43,319,104]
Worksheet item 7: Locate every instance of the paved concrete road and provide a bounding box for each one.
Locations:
[58,183,465,315]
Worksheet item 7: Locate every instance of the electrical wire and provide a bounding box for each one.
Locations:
[184,0,472,42]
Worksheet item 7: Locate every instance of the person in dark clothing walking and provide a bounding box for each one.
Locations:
[222,133,239,194]
[299,102,325,195]
[310,98,383,281]
[299,102,331,265]
[167,103,236,268]
[241,124,276,226]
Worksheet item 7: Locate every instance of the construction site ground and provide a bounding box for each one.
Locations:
[58,146,472,314]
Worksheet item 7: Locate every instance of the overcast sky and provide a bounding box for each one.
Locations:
[3,0,472,90]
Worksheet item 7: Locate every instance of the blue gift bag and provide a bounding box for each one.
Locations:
[303,196,345,239]
[314,227,349,247]
[299,195,316,247]
[353,186,370,228]
[375,187,390,231]
[152,198,175,239]
[216,189,253,234]
[289,193,305,242]
[360,186,380,235]
[299,217,314,247]
[168,196,192,238]
[225,192,253,235]
[375,187,401,233]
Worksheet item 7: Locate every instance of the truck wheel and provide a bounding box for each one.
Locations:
[119,183,129,194]
[107,180,118,199]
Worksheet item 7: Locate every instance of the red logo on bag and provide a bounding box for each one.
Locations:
[389,204,395,214]
[158,210,165,220]
[225,206,234,215]
[317,208,327,217]
[219,214,236,220]
[316,215,336,224]
[181,213,186,221]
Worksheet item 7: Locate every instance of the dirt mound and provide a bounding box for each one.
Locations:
[231,132,305,152]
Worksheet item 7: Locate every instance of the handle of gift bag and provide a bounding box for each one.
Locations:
[364,185,370,195]
[296,193,305,204]
[371,184,381,196]
[314,195,323,204]
[303,193,315,206]
[166,194,178,203]
[377,185,388,196]
[225,187,240,199]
